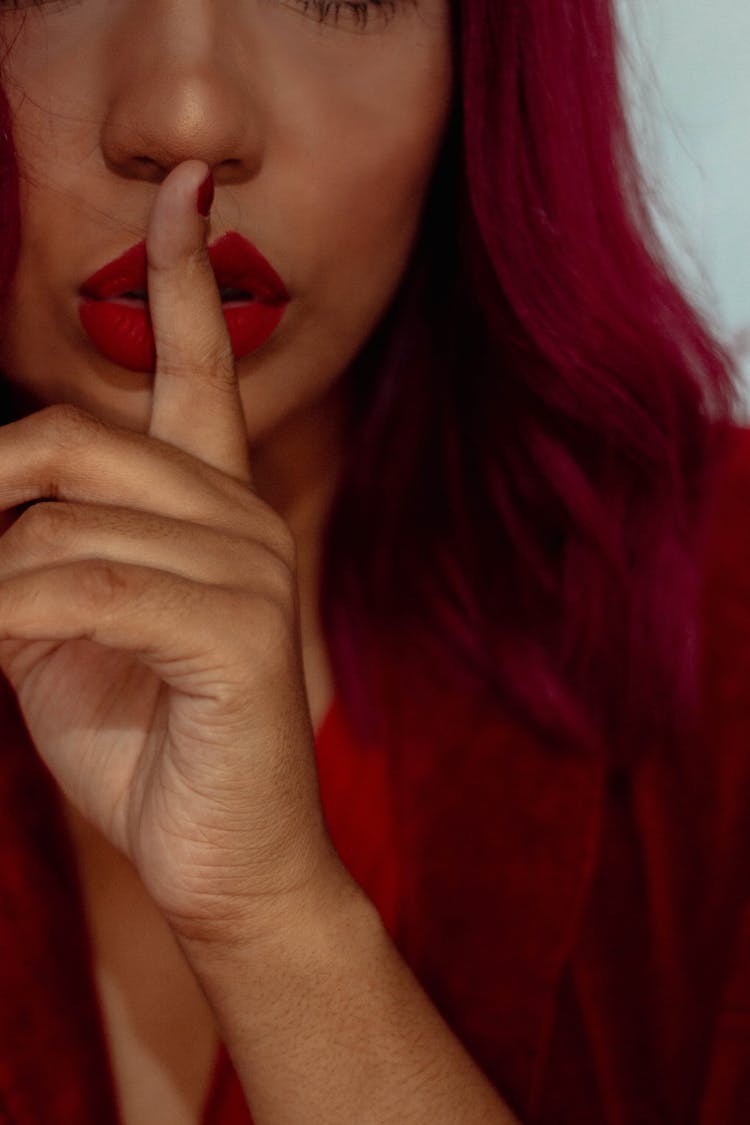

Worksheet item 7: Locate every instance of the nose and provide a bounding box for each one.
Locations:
[100,1,263,186]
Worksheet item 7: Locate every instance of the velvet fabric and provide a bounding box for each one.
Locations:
[1,422,749,1123]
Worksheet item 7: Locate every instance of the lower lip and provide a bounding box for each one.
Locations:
[78,297,288,373]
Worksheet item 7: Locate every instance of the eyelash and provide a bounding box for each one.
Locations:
[296,0,397,28]
[0,0,399,28]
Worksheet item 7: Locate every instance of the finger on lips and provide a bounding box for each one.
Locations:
[0,160,289,694]
[146,160,253,486]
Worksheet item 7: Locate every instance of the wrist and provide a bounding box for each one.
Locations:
[172,862,390,1072]
[171,852,380,972]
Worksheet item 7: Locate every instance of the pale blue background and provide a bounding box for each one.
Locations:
[617,0,750,413]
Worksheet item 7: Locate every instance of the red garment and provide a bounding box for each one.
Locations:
[0,658,400,1125]
[0,419,749,1124]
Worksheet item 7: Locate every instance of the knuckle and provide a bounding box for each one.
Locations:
[259,549,297,607]
[14,501,79,554]
[39,403,104,451]
[246,511,297,571]
[200,341,237,390]
[228,526,297,605]
[78,559,130,608]
[228,494,298,571]
[160,341,236,391]
[244,592,294,657]
[270,523,298,571]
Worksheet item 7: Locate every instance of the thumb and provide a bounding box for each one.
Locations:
[146,160,252,485]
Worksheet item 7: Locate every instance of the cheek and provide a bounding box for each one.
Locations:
[279,40,453,307]
[319,117,448,336]
[331,96,448,235]
[0,7,453,403]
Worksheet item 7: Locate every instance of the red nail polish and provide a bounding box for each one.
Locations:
[196,172,214,217]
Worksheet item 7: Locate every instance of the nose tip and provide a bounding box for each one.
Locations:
[101,44,263,188]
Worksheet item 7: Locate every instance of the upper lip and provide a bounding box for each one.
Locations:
[80,231,289,304]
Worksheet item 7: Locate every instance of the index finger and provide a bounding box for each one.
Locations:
[146,160,252,486]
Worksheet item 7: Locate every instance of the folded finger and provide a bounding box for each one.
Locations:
[0,501,293,601]
[0,406,290,557]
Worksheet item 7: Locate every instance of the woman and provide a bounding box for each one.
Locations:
[0,0,747,1122]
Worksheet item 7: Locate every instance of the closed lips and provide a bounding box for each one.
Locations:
[80,231,290,305]
[78,231,290,373]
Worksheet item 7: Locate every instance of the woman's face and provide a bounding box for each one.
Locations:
[0,0,452,452]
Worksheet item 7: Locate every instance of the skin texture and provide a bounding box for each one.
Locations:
[0,0,452,459]
[0,5,516,1125]
[0,0,453,734]
[0,0,452,896]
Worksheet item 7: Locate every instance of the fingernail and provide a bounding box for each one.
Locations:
[196,171,214,218]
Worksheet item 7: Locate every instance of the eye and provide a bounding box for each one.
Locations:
[290,0,398,31]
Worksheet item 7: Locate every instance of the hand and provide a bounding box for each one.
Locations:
[0,161,345,944]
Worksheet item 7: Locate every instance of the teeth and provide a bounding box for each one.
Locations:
[220,287,253,301]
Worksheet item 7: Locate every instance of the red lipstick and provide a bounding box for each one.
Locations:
[79,232,289,373]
